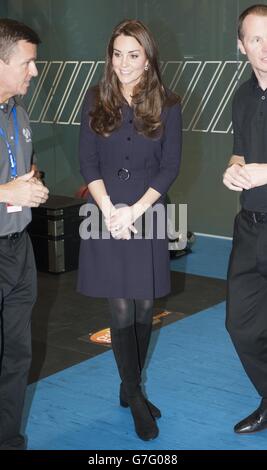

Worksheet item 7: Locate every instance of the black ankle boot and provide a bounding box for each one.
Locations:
[120,383,161,419]
[126,388,159,441]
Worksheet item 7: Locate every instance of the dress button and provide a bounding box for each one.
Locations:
[261,95,266,100]
[125,156,129,160]
[129,119,133,124]
[127,137,131,141]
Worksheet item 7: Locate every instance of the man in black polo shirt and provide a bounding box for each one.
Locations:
[0,19,49,449]
[223,4,267,434]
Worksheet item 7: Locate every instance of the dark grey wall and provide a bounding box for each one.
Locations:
[0,0,8,16]
[5,0,262,236]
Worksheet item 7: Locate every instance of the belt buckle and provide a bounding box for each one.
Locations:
[118,168,130,181]
[252,212,257,223]
[8,232,19,240]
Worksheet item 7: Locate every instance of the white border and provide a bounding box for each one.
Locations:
[194,232,232,240]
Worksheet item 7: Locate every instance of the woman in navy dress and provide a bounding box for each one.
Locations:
[78,19,182,441]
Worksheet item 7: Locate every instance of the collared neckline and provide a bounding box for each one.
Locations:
[250,72,259,90]
[250,72,267,95]
[0,96,16,117]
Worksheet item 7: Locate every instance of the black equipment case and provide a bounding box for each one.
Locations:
[28,195,84,273]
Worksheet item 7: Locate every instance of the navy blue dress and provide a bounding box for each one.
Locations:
[77,88,182,299]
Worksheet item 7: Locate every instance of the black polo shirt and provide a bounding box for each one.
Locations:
[233,73,267,211]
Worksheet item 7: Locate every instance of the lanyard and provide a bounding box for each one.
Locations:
[0,107,19,179]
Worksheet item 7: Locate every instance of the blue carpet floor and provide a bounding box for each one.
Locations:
[23,235,267,450]
[24,301,267,450]
[171,235,232,280]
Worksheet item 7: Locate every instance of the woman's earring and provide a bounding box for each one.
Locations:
[144,64,149,71]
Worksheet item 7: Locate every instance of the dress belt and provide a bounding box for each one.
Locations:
[101,166,158,181]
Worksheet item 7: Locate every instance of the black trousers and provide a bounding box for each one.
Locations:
[226,210,267,398]
[0,231,37,449]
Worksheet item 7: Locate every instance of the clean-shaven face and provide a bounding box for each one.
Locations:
[112,34,148,89]
[238,14,267,80]
[0,39,38,98]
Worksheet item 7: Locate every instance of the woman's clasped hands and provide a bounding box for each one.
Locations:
[105,206,138,240]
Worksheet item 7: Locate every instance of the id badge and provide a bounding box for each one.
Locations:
[6,203,22,213]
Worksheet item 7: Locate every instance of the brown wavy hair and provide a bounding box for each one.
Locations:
[90,19,178,139]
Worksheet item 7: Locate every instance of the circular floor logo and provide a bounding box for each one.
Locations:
[89,311,172,345]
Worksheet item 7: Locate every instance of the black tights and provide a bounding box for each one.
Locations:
[108,298,154,329]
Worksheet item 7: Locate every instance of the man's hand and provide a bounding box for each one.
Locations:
[3,170,49,207]
[223,163,252,191]
[242,163,267,189]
